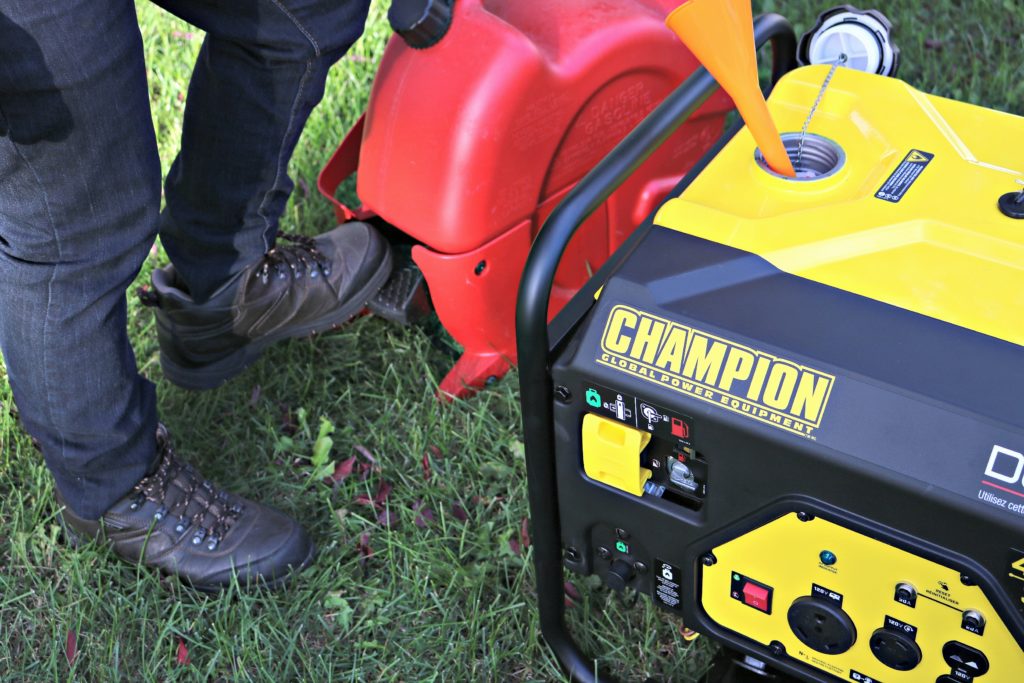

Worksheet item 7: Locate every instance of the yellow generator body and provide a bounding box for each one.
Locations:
[539,63,1024,682]
[658,66,1024,347]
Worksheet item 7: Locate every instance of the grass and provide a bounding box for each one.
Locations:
[1,1,1021,680]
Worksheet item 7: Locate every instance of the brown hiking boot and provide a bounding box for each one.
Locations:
[59,425,314,592]
[146,221,392,390]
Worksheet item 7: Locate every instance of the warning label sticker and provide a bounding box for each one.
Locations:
[654,559,682,611]
[875,149,934,203]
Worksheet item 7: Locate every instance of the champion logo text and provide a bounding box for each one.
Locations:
[597,305,834,437]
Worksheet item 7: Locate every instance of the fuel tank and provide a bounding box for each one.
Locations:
[335,0,731,396]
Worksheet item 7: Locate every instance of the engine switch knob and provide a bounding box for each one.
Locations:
[606,559,635,592]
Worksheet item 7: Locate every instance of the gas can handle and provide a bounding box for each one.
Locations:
[316,114,366,224]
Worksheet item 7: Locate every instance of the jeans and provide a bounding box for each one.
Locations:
[0,0,371,519]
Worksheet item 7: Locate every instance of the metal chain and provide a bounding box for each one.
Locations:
[795,53,848,172]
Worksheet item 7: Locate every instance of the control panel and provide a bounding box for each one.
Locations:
[701,514,1023,681]
[580,383,704,509]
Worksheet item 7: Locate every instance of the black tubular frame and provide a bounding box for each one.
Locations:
[515,15,798,683]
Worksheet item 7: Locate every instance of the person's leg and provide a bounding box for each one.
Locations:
[144,0,391,390]
[0,0,160,520]
[0,2,315,589]
[154,0,374,302]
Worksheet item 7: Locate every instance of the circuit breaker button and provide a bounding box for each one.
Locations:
[742,582,771,612]
[581,414,652,497]
[961,610,986,636]
[894,582,917,607]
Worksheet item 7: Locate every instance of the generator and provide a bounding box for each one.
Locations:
[517,9,1024,683]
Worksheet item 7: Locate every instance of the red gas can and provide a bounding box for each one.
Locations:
[318,0,731,398]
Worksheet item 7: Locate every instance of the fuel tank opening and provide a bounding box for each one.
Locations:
[755,133,845,181]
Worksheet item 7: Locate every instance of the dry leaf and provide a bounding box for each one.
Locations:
[65,630,77,666]
[176,637,190,666]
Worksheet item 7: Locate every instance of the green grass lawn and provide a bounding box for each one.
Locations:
[1,1,1021,680]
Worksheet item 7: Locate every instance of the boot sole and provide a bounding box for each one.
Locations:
[160,248,394,391]
[62,515,317,594]
[190,540,317,594]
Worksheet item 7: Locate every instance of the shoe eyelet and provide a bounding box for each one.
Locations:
[153,507,167,521]
[175,522,188,534]
[192,528,207,544]
[206,536,219,551]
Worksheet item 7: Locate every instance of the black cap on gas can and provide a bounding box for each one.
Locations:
[389,0,455,49]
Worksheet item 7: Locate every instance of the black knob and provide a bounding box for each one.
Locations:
[606,559,635,592]
[999,190,1024,219]
[388,0,454,49]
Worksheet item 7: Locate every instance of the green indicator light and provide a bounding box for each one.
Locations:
[585,388,602,408]
[615,540,629,554]
[820,550,837,566]
[733,573,741,582]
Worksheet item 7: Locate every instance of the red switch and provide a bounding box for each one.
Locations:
[742,582,771,613]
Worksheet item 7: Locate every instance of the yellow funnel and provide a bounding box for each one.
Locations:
[666,0,796,177]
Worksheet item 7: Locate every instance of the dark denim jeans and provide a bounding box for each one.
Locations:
[0,0,370,519]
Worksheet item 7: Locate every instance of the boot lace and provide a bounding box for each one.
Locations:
[256,233,332,285]
[128,432,244,551]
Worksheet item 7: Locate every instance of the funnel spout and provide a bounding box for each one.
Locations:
[666,0,796,177]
